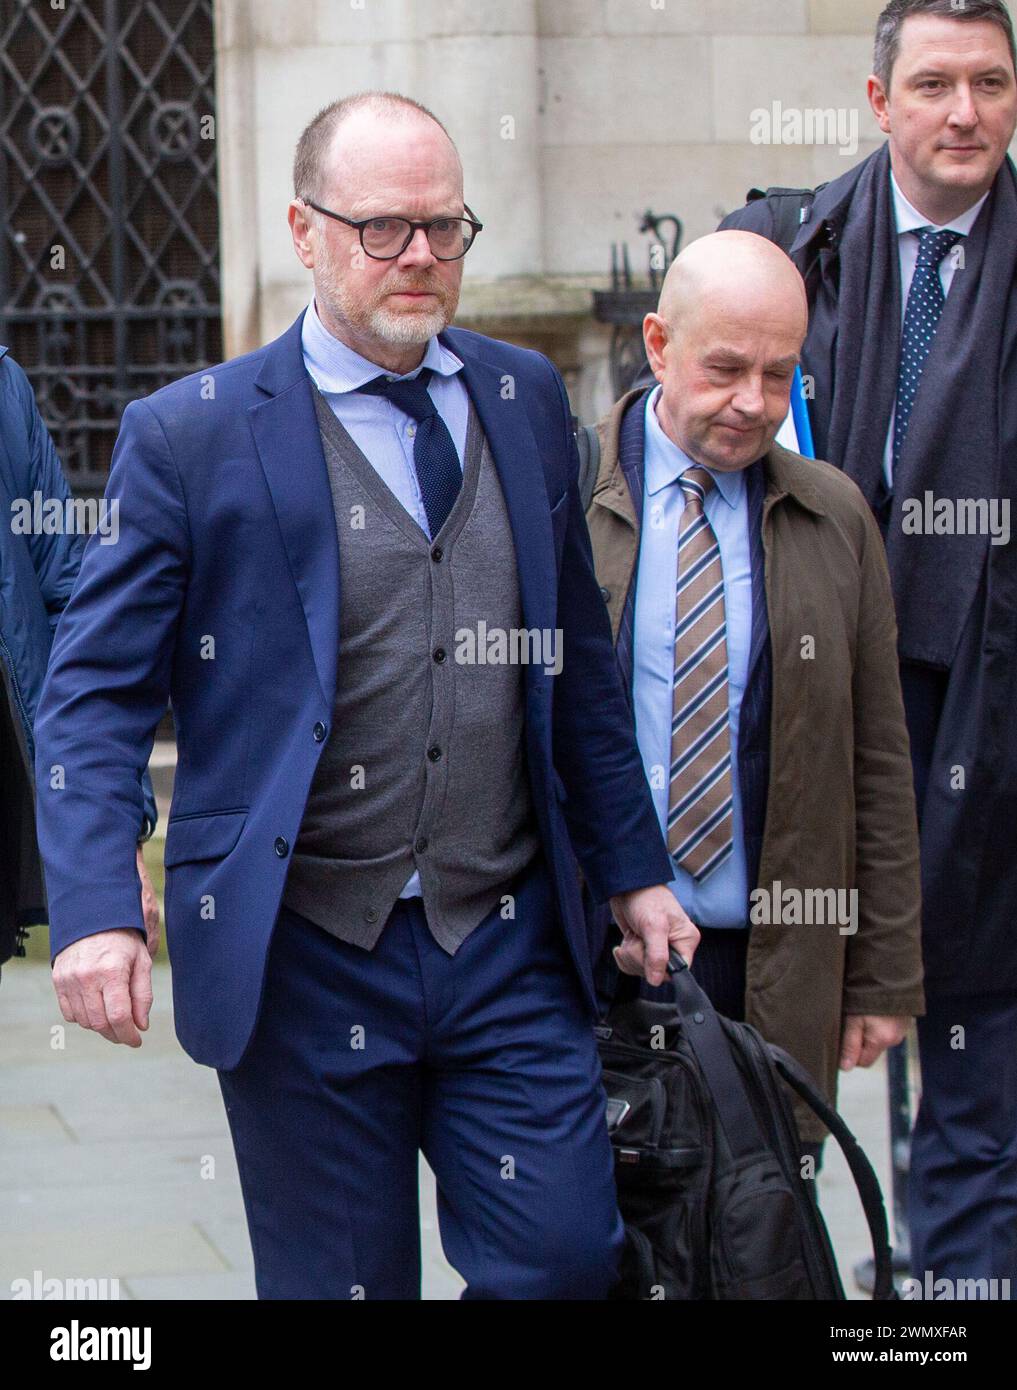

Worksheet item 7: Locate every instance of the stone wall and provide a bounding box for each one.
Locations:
[212,0,912,415]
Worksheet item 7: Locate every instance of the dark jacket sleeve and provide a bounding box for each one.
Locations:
[542,358,674,904]
[9,357,159,838]
[34,397,188,956]
[6,353,84,631]
[843,502,925,1018]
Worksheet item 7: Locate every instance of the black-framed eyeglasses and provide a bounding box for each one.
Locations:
[302,199,483,260]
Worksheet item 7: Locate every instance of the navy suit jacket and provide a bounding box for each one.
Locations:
[34,311,673,1067]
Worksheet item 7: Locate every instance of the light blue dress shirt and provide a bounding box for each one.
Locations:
[300,295,469,536]
[632,387,753,929]
[301,296,470,899]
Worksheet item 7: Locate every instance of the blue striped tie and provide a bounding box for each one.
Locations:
[667,467,734,880]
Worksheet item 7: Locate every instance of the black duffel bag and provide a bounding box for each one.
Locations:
[596,949,896,1300]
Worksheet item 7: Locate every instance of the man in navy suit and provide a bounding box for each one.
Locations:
[33,91,697,1300]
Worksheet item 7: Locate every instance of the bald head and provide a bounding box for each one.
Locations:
[643,231,809,473]
[657,230,808,344]
[294,91,461,204]
[314,104,463,218]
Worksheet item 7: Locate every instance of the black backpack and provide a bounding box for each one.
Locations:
[597,951,896,1301]
[575,420,602,511]
[744,183,828,255]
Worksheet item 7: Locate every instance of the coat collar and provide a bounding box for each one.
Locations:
[592,387,828,529]
[592,386,647,530]
[788,145,885,265]
[253,310,310,396]
[763,442,827,517]
[438,324,558,671]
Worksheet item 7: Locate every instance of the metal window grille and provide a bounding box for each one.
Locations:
[0,0,221,496]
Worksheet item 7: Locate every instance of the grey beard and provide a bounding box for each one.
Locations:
[366,303,452,344]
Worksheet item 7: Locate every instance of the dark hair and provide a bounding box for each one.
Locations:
[874,0,1017,89]
[292,91,456,203]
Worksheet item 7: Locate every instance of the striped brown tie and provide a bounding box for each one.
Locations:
[667,466,734,879]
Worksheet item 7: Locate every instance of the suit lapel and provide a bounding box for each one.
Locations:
[249,312,339,710]
[247,318,559,712]
[446,340,557,649]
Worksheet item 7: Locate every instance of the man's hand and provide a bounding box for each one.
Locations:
[609,884,700,987]
[137,844,160,958]
[839,1014,910,1071]
[52,928,153,1047]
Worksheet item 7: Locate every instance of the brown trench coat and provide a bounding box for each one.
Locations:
[585,390,925,1141]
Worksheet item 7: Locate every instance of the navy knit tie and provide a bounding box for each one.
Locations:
[358,367,462,537]
[892,227,964,477]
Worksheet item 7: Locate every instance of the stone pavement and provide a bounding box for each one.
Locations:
[0,947,913,1301]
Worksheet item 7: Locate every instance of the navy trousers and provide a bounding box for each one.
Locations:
[216,854,624,1299]
[909,991,1017,1294]
[901,660,1017,1294]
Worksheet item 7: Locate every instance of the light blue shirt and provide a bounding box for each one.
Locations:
[301,296,470,899]
[632,387,753,929]
[300,295,469,537]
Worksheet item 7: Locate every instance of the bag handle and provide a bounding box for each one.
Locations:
[768,1044,898,1302]
[575,423,601,512]
[664,950,768,1162]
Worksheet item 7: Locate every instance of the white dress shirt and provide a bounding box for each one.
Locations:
[882,170,990,487]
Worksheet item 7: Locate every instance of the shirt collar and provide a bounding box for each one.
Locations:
[890,169,989,238]
[300,295,464,394]
[643,385,745,509]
